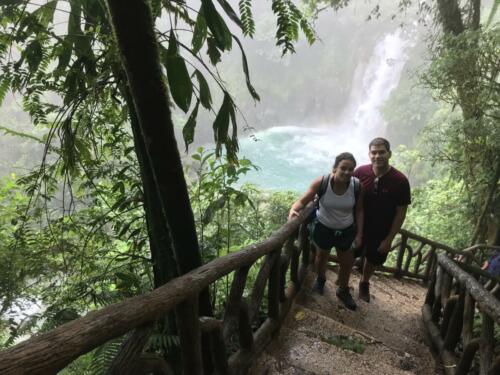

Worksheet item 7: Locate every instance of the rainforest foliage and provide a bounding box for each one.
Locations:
[0,0,498,373]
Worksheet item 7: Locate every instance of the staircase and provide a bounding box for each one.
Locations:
[250,268,440,375]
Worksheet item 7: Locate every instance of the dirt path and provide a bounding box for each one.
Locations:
[249,268,442,375]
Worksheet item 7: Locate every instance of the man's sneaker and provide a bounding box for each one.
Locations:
[336,287,357,310]
[312,277,326,295]
[359,281,370,303]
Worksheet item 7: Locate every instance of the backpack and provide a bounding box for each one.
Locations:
[306,174,361,224]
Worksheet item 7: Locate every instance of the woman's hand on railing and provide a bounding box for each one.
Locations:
[288,208,300,221]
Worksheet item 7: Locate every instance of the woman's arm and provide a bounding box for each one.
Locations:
[288,176,324,220]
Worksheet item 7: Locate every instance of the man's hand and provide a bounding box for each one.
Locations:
[353,234,363,249]
[377,238,392,254]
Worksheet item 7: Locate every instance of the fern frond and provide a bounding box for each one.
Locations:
[89,337,126,375]
[271,0,295,55]
[0,75,11,106]
[239,0,255,37]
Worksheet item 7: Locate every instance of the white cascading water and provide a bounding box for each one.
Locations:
[238,29,413,191]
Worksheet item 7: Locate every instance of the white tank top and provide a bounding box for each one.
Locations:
[316,177,355,230]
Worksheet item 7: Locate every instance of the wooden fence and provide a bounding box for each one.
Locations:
[0,204,318,375]
[422,250,500,375]
[0,202,497,374]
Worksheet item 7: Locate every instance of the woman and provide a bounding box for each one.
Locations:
[289,152,364,310]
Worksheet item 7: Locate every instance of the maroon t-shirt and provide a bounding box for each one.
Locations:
[353,164,411,238]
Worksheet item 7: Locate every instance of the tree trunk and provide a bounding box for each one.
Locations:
[436,0,464,36]
[105,0,211,312]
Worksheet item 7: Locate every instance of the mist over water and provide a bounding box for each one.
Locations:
[238,29,412,192]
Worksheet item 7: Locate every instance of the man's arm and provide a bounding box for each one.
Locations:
[378,205,408,254]
[354,186,364,248]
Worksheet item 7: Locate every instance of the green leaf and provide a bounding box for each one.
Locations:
[192,7,207,54]
[23,40,43,71]
[216,0,243,29]
[233,36,260,101]
[0,0,23,5]
[55,37,73,72]
[202,196,226,224]
[33,0,57,28]
[206,37,221,65]
[201,0,232,51]
[182,100,200,152]
[194,69,212,109]
[165,31,192,112]
[213,92,231,156]
[0,76,11,106]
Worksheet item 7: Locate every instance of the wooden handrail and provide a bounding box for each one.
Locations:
[0,205,315,374]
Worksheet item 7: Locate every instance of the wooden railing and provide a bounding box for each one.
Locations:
[0,203,318,375]
[422,251,500,375]
[329,228,459,282]
[1,201,497,375]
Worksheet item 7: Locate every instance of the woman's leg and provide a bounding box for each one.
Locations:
[335,249,357,310]
[316,248,330,279]
[337,249,355,289]
[313,248,330,294]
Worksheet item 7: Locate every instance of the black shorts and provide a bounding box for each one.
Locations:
[309,220,355,252]
[354,236,388,266]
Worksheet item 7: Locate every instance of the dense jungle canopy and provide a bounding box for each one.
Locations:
[0,0,498,373]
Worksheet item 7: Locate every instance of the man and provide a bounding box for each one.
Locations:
[353,138,411,302]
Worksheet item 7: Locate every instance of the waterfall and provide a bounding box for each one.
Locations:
[340,29,412,140]
[238,29,413,191]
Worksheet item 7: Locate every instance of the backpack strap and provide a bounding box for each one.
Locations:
[352,176,360,202]
[317,174,330,199]
[352,176,361,220]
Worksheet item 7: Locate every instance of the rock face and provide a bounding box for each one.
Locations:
[250,269,442,375]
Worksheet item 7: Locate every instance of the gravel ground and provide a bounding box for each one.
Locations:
[249,268,442,375]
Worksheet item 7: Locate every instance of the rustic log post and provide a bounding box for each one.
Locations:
[223,265,250,342]
[412,242,426,274]
[423,247,436,284]
[443,288,465,351]
[487,356,500,375]
[432,265,443,322]
[238,300,254,352]
[455,338,480,375]
[249,252,278,323]
[129,354,173,375]
[395,234,408,278]
[422,304,458,375]
[480,313,494,375]
[175,296,202,375]
[279,253,289,303]
[208,326,228,375]
[462,291,476,345]
[268,249,282,320]
[440,271,452,309]
[403,245,413,273]
[290,243,299,285]
[425,260,437,306]
[440,295,458,338]
[106,325,153,375]
[299,224,309,266]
